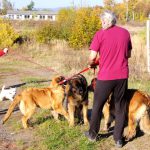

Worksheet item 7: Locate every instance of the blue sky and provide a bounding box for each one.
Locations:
[9,0,123,9]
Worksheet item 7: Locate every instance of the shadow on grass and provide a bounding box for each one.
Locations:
[30,115,54,127]
[87,108,145,146]
[6,79,51,89]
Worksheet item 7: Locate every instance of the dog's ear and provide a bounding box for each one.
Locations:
[50,76,65,87]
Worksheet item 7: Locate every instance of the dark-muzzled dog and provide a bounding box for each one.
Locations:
[65,74,89,127]
[89,78,150,141]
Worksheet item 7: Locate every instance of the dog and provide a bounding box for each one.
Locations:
[65,74,89,126]
[2,76,70,129]
[89,78,150,141]
[0,85,16,101]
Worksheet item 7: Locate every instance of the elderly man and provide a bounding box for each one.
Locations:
[0,48,9,57]
[84,10,132,148]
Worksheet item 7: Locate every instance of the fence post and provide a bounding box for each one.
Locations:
[147,19,150,73]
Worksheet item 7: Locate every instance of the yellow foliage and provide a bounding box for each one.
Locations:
[68,8,102,49]
[0,19,19,47]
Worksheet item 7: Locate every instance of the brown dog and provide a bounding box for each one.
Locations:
[66,74,89,126]
[89,78,150,140]
[2,76,70,128]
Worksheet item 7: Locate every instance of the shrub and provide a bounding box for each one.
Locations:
[35,22,57,44]
[57,8,76,40]
[68,8,102,49]
[0,19,19,47]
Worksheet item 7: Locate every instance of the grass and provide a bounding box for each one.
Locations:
[34,111,97,150]
[129,80,150,93]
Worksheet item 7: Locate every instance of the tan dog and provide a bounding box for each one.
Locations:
[89,78,150,141]
[66,74,89,127]
[2,76,70,128]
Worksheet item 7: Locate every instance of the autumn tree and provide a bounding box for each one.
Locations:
[103,0,116,10]
[1,0,13,14]
[57,8,76,40]
[68,8,101,49]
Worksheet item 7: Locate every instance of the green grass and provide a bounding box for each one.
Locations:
[129,80,150,93]
[20,76,51,88]
[31,110,114,150]
[36,118,96,150]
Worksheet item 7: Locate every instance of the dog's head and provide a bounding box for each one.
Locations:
[0,86,16,101]
[50,76,65,87]
[67,74,88,100]
[88,78,97,92]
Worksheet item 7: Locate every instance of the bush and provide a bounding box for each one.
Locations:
[57,8,76,40]
[35,22,57,44]
[0,19,19,47]
[68,8,102,49]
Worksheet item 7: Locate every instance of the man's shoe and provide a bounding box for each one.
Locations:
[84,131,96,142]
[115,140,123,148]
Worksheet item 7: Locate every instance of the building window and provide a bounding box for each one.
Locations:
[48,15,53,20]
[25,15,30,19]
[39,15,45,19]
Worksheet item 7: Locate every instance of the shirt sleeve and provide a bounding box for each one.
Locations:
[0,50,5,57]
[89,32,100,52]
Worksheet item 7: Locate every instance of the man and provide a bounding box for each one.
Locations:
[0,48,9,57]
[84,10,132,148]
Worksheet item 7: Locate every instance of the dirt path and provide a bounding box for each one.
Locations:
[0,57,53,150]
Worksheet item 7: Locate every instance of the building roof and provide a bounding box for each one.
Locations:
[7,10,58,15]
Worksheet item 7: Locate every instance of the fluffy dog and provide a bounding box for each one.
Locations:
[66,74,89,126]
[0,85,16,101]
[2,76,70,128]
[89,78,150,140]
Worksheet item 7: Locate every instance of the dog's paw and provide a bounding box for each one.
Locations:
[125,131,136,141]
[84,121,89,126]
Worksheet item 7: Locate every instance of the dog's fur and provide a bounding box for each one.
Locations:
[66,74,89,126]
[89,78,150,140]
[0,85,16,101]
[2,76,70,128]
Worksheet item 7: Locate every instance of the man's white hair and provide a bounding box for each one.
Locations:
[100,10,117,29]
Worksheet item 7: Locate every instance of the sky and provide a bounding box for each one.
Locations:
[9,0,123,9]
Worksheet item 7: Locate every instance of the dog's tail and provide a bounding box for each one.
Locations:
[2,94,21,124]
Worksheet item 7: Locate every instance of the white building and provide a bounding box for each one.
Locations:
[5,10,57,21]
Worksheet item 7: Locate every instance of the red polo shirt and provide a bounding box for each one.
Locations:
[90,25,132,80]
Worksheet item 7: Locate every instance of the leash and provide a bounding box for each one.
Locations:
[10,51,59,74]
[59,66,92,85]
[9,50,96,84]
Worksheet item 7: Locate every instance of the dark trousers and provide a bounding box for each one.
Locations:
[89,79,128,141]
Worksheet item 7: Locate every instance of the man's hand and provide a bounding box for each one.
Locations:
[89,60,99,69]
[3,48,8,54]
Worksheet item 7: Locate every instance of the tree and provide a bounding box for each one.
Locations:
[68,8,101,49]
[2,0,13,14]
[27,0,34,10]
[103,0,116,9]
[57,8,76,40]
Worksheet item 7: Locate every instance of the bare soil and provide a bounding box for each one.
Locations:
[0,52,150,150]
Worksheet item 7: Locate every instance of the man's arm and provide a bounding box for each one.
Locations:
[127,49,131,58]
[89,50,99,67]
